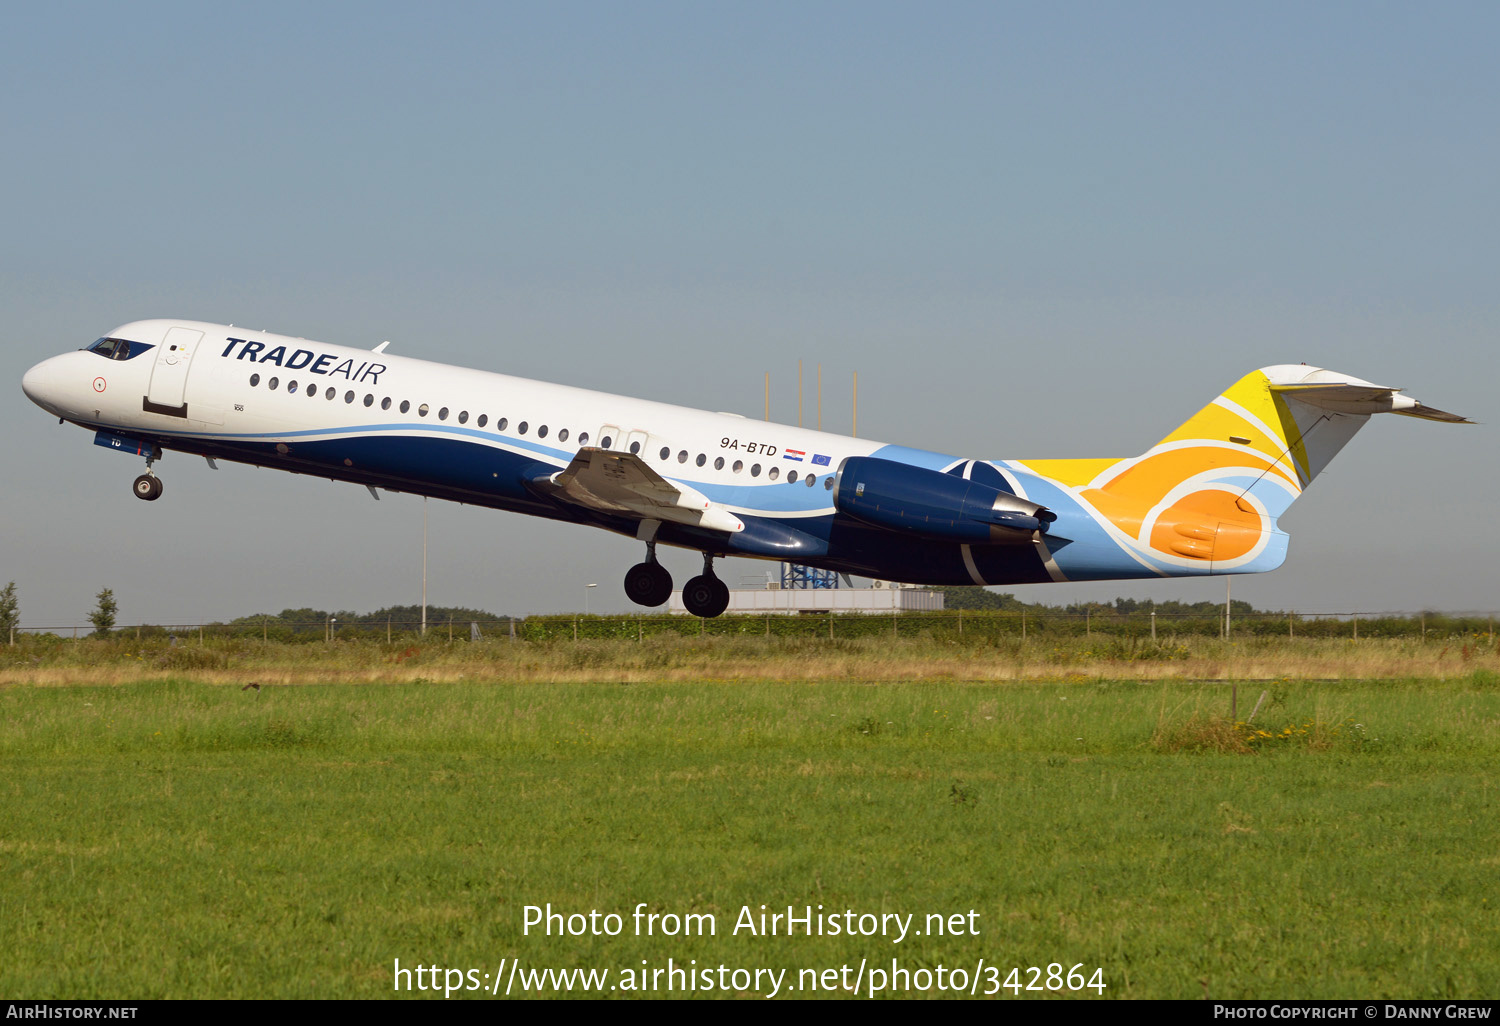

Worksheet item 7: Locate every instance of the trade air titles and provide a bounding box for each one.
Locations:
[221,337,386,384]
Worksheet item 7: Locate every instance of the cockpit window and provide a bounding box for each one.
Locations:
[87,337,151,361]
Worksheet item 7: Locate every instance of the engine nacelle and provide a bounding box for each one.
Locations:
[833,457,1055,544]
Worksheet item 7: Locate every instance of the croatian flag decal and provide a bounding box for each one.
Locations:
[784,449,805,462]
[811,453,831,466]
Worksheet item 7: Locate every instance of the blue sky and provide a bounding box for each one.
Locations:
[3,2,1495,626]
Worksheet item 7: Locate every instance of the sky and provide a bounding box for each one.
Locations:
[2,1,1495,628]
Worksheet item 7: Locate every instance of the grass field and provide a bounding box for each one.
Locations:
[2,646,1498,999]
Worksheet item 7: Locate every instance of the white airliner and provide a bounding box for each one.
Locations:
[22,319,1466,617]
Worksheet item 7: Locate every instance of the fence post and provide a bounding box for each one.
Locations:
[1086,609,1090,637]
[637,614,642,643]
[765,615,770,637]
[1150,610,1156,642]
[1021,608,1027,642]
[1352,615,1358,641]
[892,611,897,637]
[1289,611,1294,639]
[199,625,203,645]
[828,614,833,640]
[958,609,963,635]
[573,617,578,642]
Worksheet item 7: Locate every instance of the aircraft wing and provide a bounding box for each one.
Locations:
[543,447,745,534]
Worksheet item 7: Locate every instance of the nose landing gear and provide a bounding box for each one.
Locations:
[132,451,163,501]
[682,552,730,619]
[131,447,163,498]
[132,474,163,501]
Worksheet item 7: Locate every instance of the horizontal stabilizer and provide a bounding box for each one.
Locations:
[1269,380,1471,423]
[542,447,745,534]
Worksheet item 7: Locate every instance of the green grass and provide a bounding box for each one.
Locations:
[2,676,1497,998]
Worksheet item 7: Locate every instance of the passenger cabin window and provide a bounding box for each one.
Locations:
[288,381,299,394]
[577,432,589,445]
[518,421,528,435]
[418,403,429,417]
[477,414,487,427]
[558,428,568,442]
[250,373,260,387]
[325,387,336,400]
[497,417,508,431]
[363,394,374,406]
[400,400,410,413]
[438,407,449,421]
[768,467,780,481]
[537,425,548,438]
[458,411,469,424]
[600,435,613,449]
[659,447,670,461]
[381,397,391,410]
[268,377,279,390]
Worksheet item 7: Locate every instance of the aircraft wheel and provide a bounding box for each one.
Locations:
[624,561,672,607]
[132,475,163,501]
[682,574,730,618]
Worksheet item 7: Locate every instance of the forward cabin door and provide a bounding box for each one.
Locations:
[145,326,203,416]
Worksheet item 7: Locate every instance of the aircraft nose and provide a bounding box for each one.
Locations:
[22,355,69,414]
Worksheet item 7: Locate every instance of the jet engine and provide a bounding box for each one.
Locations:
[833,457,1056,544]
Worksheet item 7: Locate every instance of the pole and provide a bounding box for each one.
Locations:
[1151,610,1156,641]
[817,363,823,431]
[1021,608,1027,641]
[798,359,803,428]
[764,373,770,421]
[421,497,428,636]
[1224,577,1231,640]
[852,371,858,437]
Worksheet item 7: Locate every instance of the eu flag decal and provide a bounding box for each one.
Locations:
[811,453,831,466]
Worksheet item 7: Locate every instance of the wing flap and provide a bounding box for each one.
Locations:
[546,447,745,533]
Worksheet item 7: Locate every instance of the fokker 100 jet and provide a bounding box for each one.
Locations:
[22,319,1468,617]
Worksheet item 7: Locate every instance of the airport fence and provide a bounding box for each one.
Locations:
[9,610,1499,646]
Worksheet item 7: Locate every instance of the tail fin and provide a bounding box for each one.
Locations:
[1018,365,1467,574]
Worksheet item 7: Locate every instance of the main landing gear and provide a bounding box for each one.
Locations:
[621,544,730,618]
[682,552,730,619]
[623,537,673,608]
